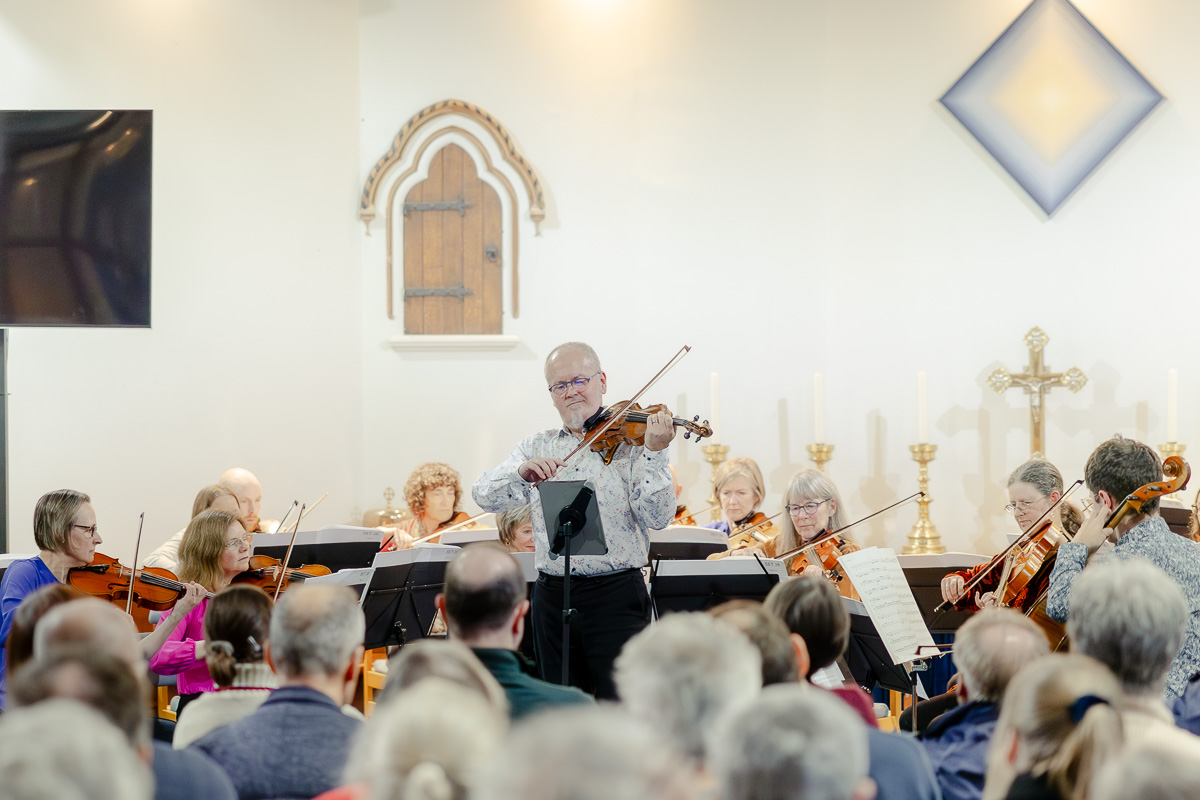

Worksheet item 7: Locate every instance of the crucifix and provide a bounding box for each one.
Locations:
[987,327,1088,459]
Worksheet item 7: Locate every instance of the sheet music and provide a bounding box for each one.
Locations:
[811,662,845,690]
[837,547,936,666]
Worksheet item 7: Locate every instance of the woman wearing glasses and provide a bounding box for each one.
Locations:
[149,508,254,715]
[940,460,1081,610]
[776,469,862,589]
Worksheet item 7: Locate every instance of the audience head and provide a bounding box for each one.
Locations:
[764,576,847,677]
[953,608,1050,703]
[983,654,1123,800]
[438,543,526,647]
[474,706,690,800]
[614,611,761,764]
[378,640,507,712]
[709,600,800,686]
[4,583,84,678]
[0,700,152,800]
[1066,558,1187,696]
[219,467,264,533]
[33,597,143,675]
[33,488,100,566]
[1085,436,1163,518]
[496,505,534,552]
[10,647,152,752]
[544,342,605,431]
[1091,746,1200,800]
[204,584,273,688]
[268,584,365,688]
[344,678,506,800]
[712,458,766,524]
[711,683,875,800]
[192,483,239,518]
[779,469,848,548]
[404,463,462,525]
[177,508,248,591]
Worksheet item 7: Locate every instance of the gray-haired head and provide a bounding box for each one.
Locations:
[1007,460,1065,497]
[543,342,601,382]
[614,611,761,764]
[33,597,143,676]
[269,584,365,680]
[953,608,1049,703]
[343,678,506,800]
[1091,746,1200,800]
[710,683,873,800]
[1066,558,1187,696]
[0,699,152,800]
[472,706,691,800]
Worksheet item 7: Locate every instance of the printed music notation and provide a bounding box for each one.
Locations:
[837,547,936,666]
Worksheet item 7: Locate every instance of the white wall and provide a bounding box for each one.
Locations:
[359,0,1200,555]
[2,0,363,555]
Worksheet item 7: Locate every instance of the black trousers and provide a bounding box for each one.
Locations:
[532,569,650,700]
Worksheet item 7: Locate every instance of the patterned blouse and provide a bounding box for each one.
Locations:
[472,425,674,576]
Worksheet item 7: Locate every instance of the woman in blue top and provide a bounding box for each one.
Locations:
[0,489,101,708]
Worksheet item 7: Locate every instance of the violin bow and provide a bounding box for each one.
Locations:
[772,492,924,564]
[933,480,1082,614]
[126,513,145,616]
[550,345,693,474]
[411,511,489,546]
[273,501,299,533]
[273,503,305,603]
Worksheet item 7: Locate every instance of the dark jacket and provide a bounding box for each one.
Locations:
[191,685,361,800]
[471,648,593,719]
[1171,671,1200,735]
[152,742,237,800]
[868,727,943,800]
[919,700,999,800]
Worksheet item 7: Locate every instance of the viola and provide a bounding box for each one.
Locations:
[68,553,213,630]
[232,555,331,595]
[583,401,712,465]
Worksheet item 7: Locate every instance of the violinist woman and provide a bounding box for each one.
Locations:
[776,469,861,584]
[381,462,467,551]
[941,460,1081,610]
[704,458,768,537]
[149,508,252,715]
[0,490,204,708]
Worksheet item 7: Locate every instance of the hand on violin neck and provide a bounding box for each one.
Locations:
[642,408,676,451]
[519,457,567,483]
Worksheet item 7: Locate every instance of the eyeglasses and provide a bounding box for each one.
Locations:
[786,500,829,517]
[1004,500,1040,515]
[548,371,600,398]
[72,524,99,537]
[225,536,252,551]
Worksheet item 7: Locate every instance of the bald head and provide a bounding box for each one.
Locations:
[34,598,143,675]
[441,543,526,642]
[543,342,600,382]
[219,467,263,532]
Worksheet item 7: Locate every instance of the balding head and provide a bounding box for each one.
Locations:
[953,608,1049,703]
[219,467,263,532]
[439,543,527,647]
[34,598,143,675]
[269,584,364,681]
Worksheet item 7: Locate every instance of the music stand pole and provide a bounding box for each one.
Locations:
[560,515,577,685]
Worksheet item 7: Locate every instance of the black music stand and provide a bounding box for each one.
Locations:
[253,528,383,574]
[649,556,783,617]
[843,601,915,695]
[540,480,607,684]
[361,550,453,650]
[648,527,728,560]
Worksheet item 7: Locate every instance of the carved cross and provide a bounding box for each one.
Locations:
[987,327,1087,459]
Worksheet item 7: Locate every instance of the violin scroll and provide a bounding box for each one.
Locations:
[1106,455,1192,530]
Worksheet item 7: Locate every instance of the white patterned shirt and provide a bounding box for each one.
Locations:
[472,425,674,576]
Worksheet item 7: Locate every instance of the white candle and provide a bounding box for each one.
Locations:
[918,371,929,443]
[813,373,825,443]
[710,372,721,441]
[1167,368,1179,442]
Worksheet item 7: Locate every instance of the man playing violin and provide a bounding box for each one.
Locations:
[472,341,676,699]
[1045,436,1200,700]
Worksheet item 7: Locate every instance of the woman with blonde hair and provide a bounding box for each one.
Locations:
[143,484,240,571]
[773,469,861,583]
[982,654,1123,800]
[703,458,766,537]
[148,509,252,715]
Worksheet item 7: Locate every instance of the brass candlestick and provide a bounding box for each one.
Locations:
[806,443,834,472]
[904,443,945,554]
[702,443,730,507]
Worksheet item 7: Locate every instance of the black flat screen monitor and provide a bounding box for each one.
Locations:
[0,110,152,327]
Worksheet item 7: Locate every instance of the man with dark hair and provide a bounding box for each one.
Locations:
[436,543,591,719]
[1047,435,1200,700]
[763,578,941,800]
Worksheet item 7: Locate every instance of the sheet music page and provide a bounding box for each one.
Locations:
[837,547,936,665]
[810,662,846,690]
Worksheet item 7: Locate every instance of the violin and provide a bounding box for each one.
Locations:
[802,535,861,600]
[582,401,713,465]
[68,553,213,631]
[674,503,719,527]
[727,512,778,550]
[231,555,331,595]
